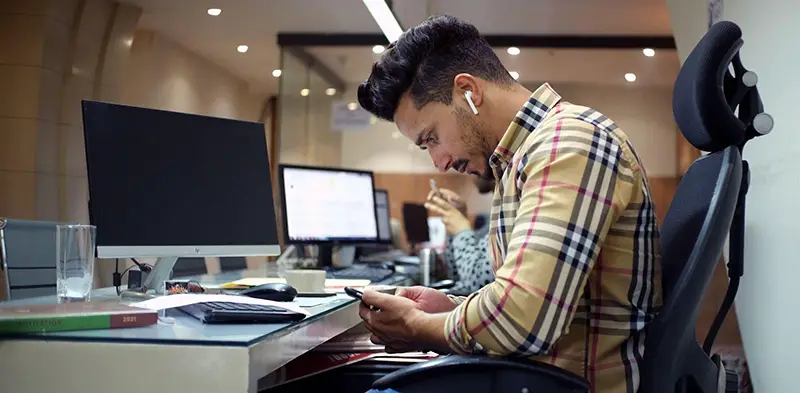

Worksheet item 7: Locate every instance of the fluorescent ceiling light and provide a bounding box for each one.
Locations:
[363,0,403,43]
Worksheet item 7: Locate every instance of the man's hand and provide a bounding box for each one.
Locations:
[359,290,450,354]
[428,188,467,216]
[425,193,472,236]
[396,286,457,314]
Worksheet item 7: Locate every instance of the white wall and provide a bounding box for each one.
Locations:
[339,83,678,177]
[721,3,797,392]
[121,30,265,121]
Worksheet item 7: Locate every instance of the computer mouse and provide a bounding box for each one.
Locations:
[239,283,298,302]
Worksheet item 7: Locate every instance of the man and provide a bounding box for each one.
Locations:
[356,15,662,393]
[426,179,495,294]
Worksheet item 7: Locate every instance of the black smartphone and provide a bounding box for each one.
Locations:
[344,286,364,300]
[344,287,380,311]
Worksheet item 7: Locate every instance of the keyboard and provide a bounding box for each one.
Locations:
[179,301,307,324]
[327,266,394,282]
[359,250,408,262]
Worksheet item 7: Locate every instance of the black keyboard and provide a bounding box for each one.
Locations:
[327,266,394,282]
[179,301,306,324]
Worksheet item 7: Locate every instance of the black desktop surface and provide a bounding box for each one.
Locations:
[81,100,279,249]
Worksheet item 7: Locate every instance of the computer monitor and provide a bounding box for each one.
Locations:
[374,189,392,244]
[278,164,379,266]
[402,203,430,245]
[82,100,280,294]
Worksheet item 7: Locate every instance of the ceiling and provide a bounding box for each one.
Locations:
[119,0,677,95]
[307,46,680,88]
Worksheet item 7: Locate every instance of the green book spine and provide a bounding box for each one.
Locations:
[0,314,110,334]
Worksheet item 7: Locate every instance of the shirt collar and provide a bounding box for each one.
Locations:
[489,83,562,178]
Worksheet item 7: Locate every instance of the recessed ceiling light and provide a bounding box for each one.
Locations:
[347,102,358,111]
[643,48,655,57]
[300,88,310,96]
[237,45,248,53]
[509,71,520,80]
[272,69,282,77]
[507,47,520,56]
[372,45,385,54]
[625,73,637,82]
[325,88,337,96]
[207,8,222,16]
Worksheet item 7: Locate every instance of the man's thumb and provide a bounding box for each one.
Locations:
[362,289,403,309]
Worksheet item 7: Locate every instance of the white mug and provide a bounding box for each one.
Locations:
[284,269,326,293]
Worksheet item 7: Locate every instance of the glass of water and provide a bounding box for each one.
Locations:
[56,224,96,303]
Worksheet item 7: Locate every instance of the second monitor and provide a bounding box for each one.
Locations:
[279,164,380,267]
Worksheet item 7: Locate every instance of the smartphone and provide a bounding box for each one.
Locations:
[429,178,443,198]
[344,286,364,300]
[344,287,380,311]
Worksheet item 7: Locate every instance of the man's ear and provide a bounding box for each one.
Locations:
[453,73,482,107]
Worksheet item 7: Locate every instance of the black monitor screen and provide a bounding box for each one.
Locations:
[82,101,279,251]
[402,203,430,244]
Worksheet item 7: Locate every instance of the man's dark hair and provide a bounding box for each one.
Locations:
[358,15,515,121]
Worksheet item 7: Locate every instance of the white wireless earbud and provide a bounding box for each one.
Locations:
[465,91,479,115]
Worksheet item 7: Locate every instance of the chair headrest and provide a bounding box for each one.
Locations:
[673,21,746,152]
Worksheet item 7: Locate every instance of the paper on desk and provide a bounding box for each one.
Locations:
[220,277,371,290]
[130,294,310,315]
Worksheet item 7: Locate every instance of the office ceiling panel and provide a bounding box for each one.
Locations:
[306,46,681,87]
[119,0,675,94]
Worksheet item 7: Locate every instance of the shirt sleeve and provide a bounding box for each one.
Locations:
[444,118,637,356]
[448,229,495,294]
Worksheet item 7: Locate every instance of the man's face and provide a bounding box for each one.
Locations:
[394,91,494,180]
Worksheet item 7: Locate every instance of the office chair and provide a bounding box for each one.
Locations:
[372,21,772,393]
[0,218,73,300]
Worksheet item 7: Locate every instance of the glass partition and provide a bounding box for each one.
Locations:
[276,49,343,168]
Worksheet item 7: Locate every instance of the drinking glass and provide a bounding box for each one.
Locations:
[56,224,96,303]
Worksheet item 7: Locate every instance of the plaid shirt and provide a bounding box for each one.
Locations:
[444,83,662,393]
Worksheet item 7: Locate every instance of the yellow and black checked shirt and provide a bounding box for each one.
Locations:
[444,84,662,393]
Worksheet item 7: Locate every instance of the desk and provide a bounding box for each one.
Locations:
[0,268,408,393]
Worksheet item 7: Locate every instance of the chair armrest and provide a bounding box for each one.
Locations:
[428,279,455,290]
[372,355,589,393]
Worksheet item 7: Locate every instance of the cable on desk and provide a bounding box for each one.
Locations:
[113,258,154,295]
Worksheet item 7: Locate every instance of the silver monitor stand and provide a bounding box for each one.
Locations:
[120,256,178,300]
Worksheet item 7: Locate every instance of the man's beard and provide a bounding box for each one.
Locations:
[455,107,495,180]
